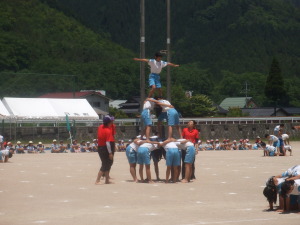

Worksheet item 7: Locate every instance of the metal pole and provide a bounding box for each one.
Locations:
[166,0,171,101]
[140,0,146,107]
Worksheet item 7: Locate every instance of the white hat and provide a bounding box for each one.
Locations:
[87,141,90,144]
[136,135,141,139]
[29,141,33,144]
[38,142,42,144]
[93,139,97,142]
[17,141,21,144]
[7,142,12,145]
[53,139,57,142]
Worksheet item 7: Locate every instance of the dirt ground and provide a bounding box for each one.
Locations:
[1,142,300,225]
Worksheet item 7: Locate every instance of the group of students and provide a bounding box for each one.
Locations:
[263,124,293,157]
[264,165,300,212]
[199,138,260,151]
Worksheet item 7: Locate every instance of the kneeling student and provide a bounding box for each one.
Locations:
[0,148,14,163]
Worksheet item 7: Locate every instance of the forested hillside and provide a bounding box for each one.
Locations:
[0,0,139,99]
[1,0,300,108]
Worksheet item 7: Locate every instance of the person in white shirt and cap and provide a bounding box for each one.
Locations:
[15,141,25,154]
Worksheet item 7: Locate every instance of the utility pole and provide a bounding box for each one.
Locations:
[166,0,171,101]
[140,0,146,108]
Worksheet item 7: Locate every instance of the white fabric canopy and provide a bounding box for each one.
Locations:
[0,99,11,118]
[2,97,99,120]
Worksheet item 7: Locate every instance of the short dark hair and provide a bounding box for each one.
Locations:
[280,180,295,198]
[264,134,270,138]
[155,52,163,58]
[261,142,266,147]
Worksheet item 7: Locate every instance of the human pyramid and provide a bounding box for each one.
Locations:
[95,52,198,184]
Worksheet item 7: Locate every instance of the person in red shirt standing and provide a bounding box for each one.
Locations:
[181,120,199,180]
[95,115,115,185]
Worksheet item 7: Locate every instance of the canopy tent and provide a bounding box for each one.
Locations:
[0,99,11,118]
[2,97,99,120]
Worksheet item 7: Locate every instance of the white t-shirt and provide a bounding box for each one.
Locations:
[159,99,171,112]
[143,99,155,110]
[268,135,278,143]
[176,139,194,150]
[129,142,139,151]
[148,59,168,74]
[139,142,158,151]
[282,165,300,177]
[0,149,9,156]
[0,135,3,143]
[282,134,289,140]
[290,179,300,196]
[266,145,276,153]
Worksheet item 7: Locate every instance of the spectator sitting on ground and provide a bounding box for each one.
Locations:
[117,140,126,152]
[91,139,98,152]
[226,139,232,150]
[238,139,246,150]
[37,142,45,153]
[15,141,25,154]
[245,139,252,150]
[59,140,67,153]
[203,140,213,150]
[210,139,215,149]
[231,140,238,150]
[51,139,61,153]
[86,141,93,152]
[253,136,262,150]
[198,140,203,151]
[0,148,14,163]
[26,141,37,153]
[80,140,87,152]
[214,139,221,150]
[71,140,80,153]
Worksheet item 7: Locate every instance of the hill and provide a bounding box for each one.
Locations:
[52,0,300,79]
[0,0,139,99]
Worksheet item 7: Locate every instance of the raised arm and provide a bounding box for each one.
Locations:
[167,62,179,67]
[133,58,149,63]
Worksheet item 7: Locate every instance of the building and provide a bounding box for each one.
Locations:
[119,96,141,117]
[220,97,257,110]
[39,91,110,118]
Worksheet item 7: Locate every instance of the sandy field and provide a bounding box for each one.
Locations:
[1,142,300,225]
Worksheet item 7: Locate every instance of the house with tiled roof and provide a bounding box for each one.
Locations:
[241,108,288,117]
[219,97,257,110]
[39,90,111,118]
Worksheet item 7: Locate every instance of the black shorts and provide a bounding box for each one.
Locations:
[98,146,113,172]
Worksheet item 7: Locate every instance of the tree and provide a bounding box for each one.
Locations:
[264,58,285,115]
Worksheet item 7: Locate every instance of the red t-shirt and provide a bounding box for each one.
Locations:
[97,124,114,146]
[182,128,199,144]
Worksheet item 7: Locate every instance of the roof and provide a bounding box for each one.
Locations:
[2,97,99,120]
[220,97,253,110]
[109,100,127,109]
[282,107,300,116]
[241,108,288,117]
[93,107,108,116]
[213,103,228,114]
[0,99,11,118]
[39,91,110,100]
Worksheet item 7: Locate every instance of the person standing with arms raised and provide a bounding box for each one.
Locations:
[95,115,115,185]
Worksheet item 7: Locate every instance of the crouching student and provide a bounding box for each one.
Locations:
[272,165,300,212]
[0,148,14,163]
[159,138,181,183]
[136,137,159,183]
[284,145,292,156]
[176,139,195,183]
[125,136,142,182]
[261,142,277,156]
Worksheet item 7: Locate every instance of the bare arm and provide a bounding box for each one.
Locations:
[167,62,179,67]
[133,58,149,63]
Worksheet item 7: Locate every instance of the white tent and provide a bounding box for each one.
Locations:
[0,99,11,118]
[2,97,99,120]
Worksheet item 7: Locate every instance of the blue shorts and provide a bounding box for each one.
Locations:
[167,108,179,126]
[126,146,137,164]
[184,146,195,164]
[141,109,152,126]
[149,73,161,88]
[273,141,279,148]
[137,147,151,165]
[0,151,2,161]
[166,148,181,166]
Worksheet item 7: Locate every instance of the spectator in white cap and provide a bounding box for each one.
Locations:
[231,140,238,150]
[26,141,37,153]
[92,139,98,152]
[37,142,45,153]
[215,139,221,150]
[15,141,25,154]
[51,139,61,153]
[254,136,262,150]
